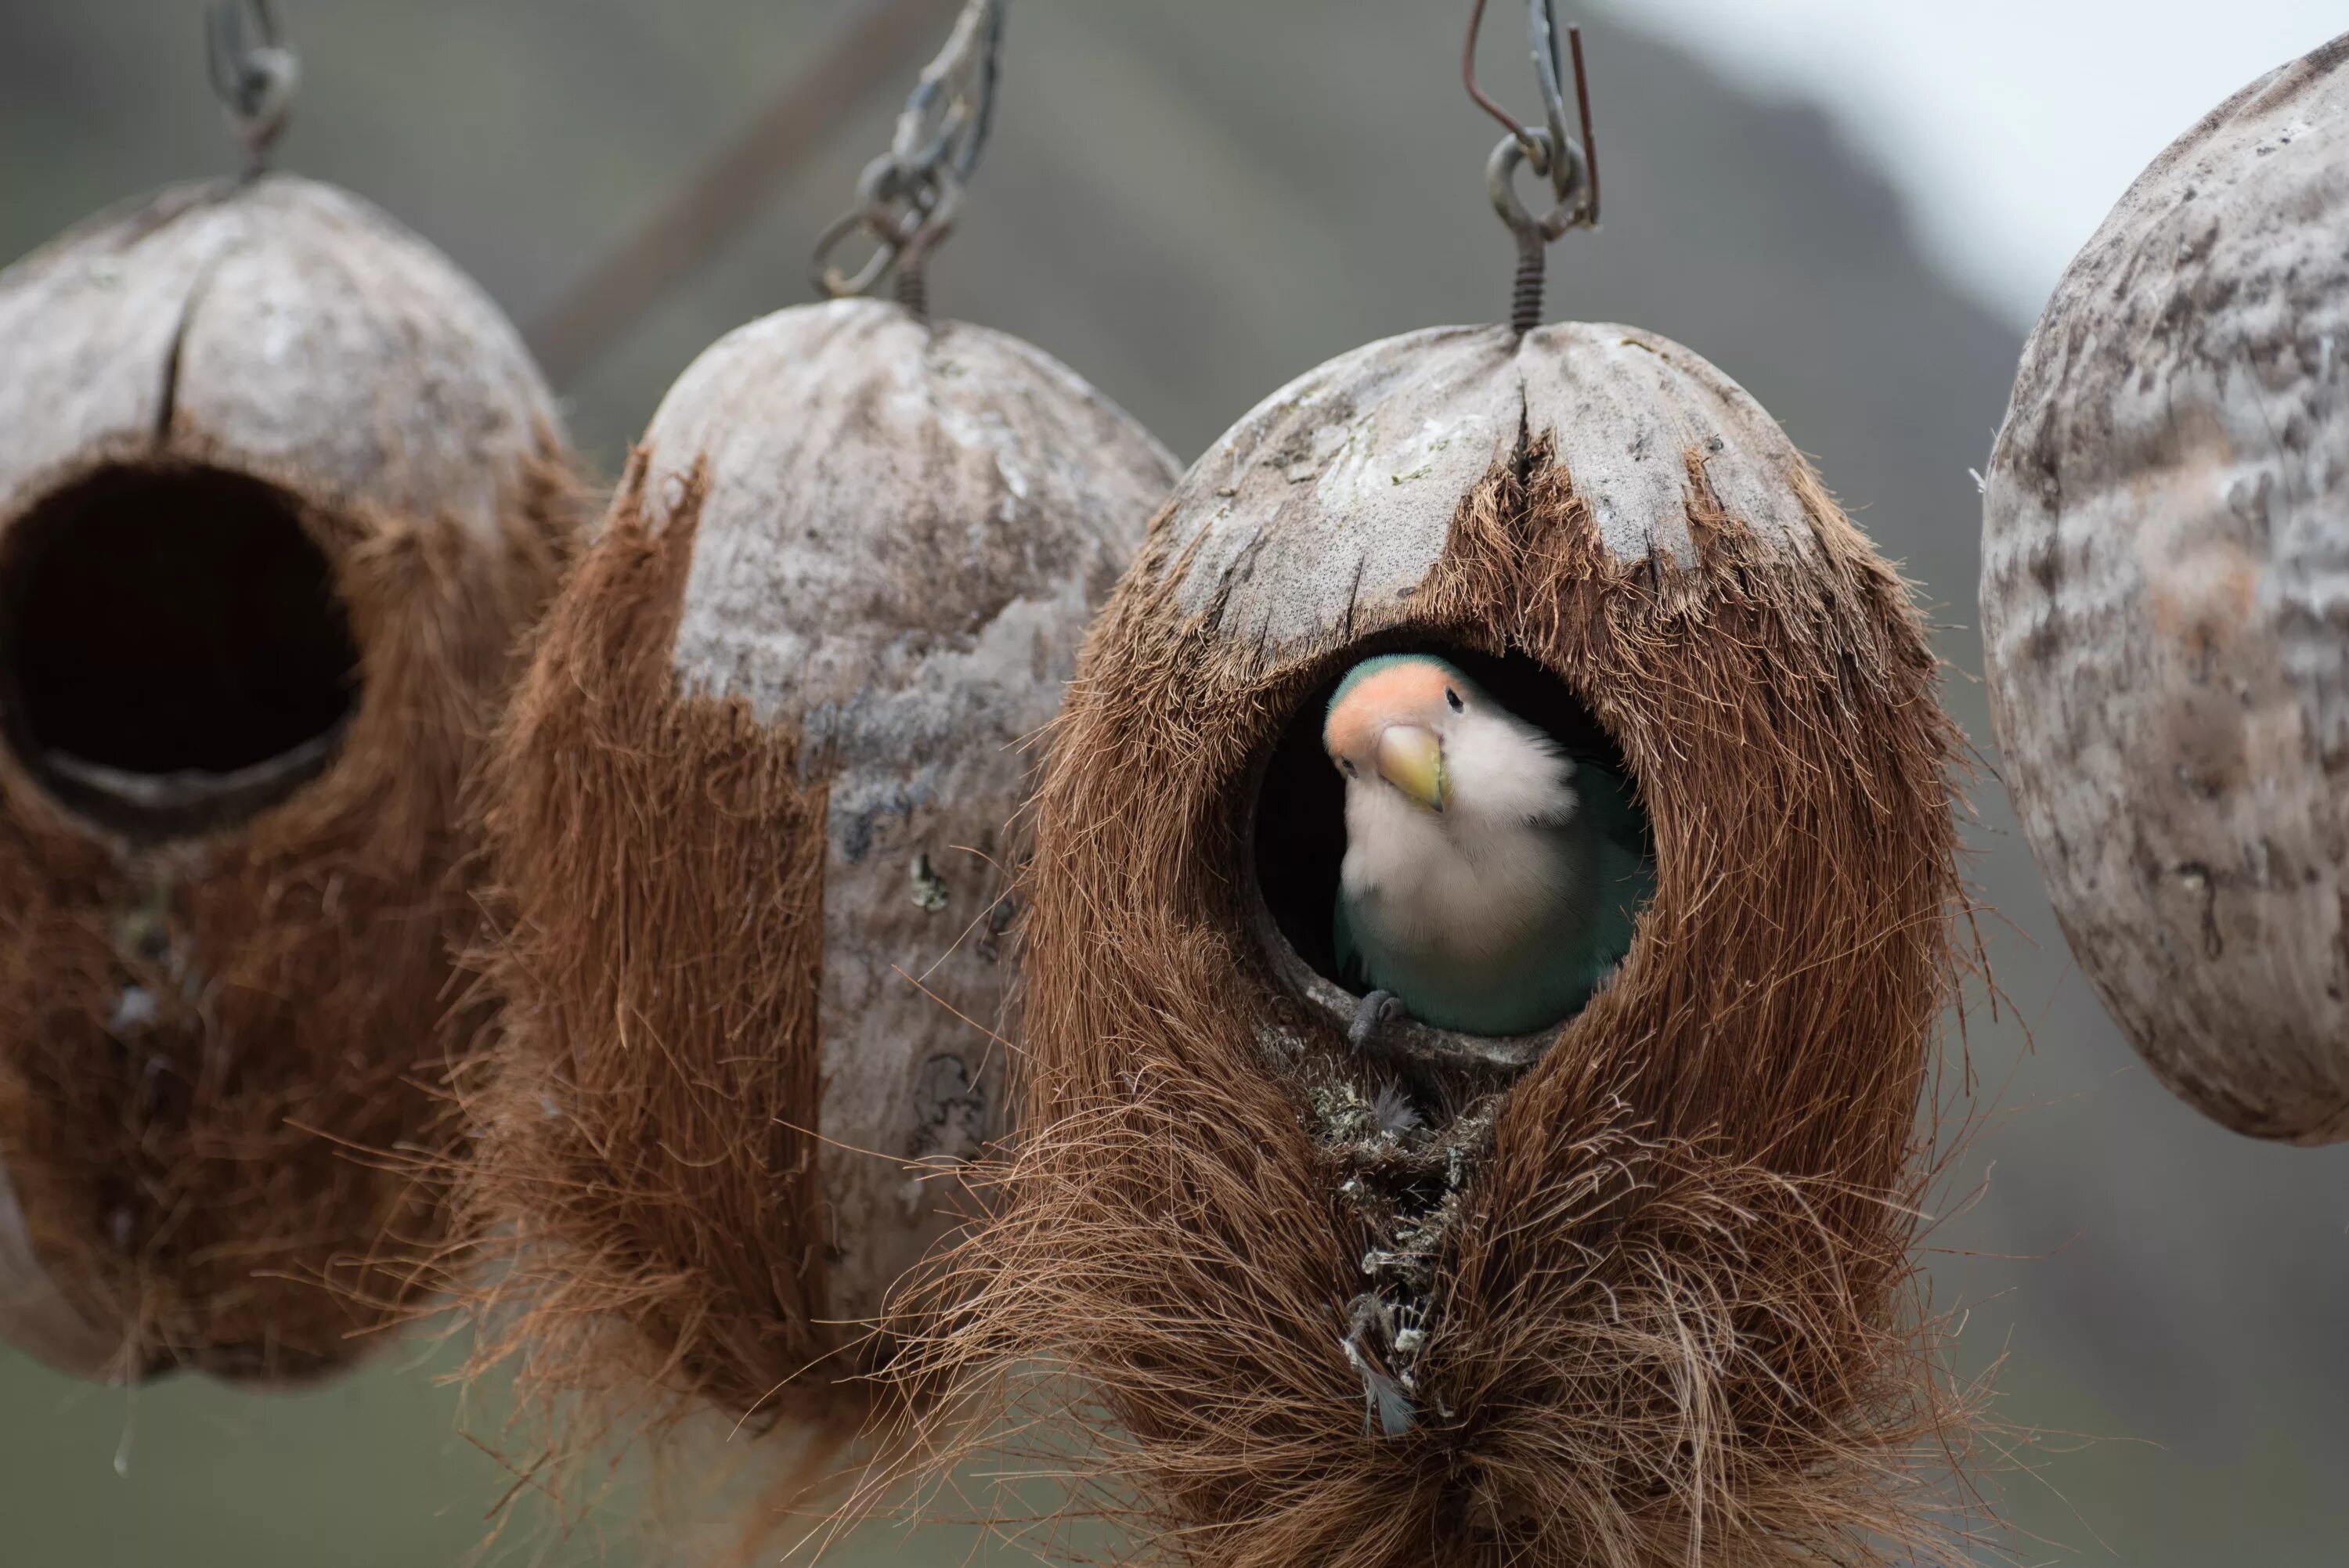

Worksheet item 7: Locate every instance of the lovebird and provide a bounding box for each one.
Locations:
[1323,653,1652,1040]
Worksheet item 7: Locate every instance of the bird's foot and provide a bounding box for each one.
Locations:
[1348,989,1409,1053]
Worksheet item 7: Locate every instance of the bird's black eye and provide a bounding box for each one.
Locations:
[1341,759,1359,777]
[1445,687,1463,712]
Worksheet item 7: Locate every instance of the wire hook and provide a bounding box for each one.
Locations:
[1464,0,1599,334]
[810,0,1005,323]
[205,0,298,177]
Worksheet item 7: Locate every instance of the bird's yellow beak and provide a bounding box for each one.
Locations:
[1376,725,1446,812]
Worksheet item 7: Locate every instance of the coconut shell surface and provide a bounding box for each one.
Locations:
[889,323,1976,1567]
[463,298,1178,1447]
[0,175,576,1381]
[1982,37,2349,1144]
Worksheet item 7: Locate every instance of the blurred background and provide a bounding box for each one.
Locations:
[2,1,2346,1563]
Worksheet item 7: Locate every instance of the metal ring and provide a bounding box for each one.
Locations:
[813,0,1001,305]
[1466,0,1600,245]
[810,207,900,301]
[1486,130,1586,245]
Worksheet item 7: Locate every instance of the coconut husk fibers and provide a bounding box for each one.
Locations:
[882,323,1986,1567]
[1983,34,2349,1144]
[0,458,576,1383]
[0,175,580,1382]
[451,300,1178,1503]
[455,460,844,1454]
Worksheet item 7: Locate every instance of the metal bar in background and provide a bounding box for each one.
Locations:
[526,0,956,387]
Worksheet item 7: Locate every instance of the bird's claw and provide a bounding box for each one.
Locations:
[1348,989,1409,1052]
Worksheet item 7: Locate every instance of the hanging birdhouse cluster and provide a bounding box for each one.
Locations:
[0,172,577,1382]
[0,2,2033,1561]
[1983,35,2349,1145]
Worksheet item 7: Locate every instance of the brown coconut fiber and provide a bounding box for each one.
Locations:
[453,459,853,1480]
[443,297,1177,1534]
[0,451,577,1382]
[878,400,1988,1560]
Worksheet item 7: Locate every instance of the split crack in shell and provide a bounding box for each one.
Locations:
[1983,34,2349,1145]
[879,321,1986,1568]
[0,174,581,1383]
[453,297,1180,1483]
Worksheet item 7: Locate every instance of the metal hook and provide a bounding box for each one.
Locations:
[204,0,298,176]
[1464,0,1600,334]
[810,0,1004,323]
[892,0,1003,186]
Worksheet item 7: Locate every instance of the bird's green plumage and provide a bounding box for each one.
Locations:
[1330,654,1653,1037]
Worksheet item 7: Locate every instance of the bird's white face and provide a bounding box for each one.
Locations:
[1322,660,1576,831]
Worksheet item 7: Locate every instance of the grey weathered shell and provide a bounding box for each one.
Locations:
[0,175,556,546]
[0,173,565,1376]
[1166,321,1833,657]
[1981,35,2349,1144]
[642,298,1178,1325]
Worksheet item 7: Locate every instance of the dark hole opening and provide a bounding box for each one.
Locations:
[0,465,359,838]
[1250,643,1649,1029]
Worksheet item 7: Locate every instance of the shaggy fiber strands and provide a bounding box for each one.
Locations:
[888,323,1982,1567]
[1983,34,2349,1144]
[457,299,1177,1465]
[0,176,576,1382]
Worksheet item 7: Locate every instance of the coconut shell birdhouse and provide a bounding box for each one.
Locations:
[886,14,1980,1541]
[458,286,1177,1451]
[891,21,1979,1562]
[896,315,1975,1567]
[1983,34,2349,1145]
[0,171,576,1382]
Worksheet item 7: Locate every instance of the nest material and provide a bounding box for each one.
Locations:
[885,323,1982,1567]
[0,175,579,1382]
[1983,34,2349,1144]
[453,301,1178,1480]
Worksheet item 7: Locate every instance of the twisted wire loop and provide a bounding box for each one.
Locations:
[1465,0,1600,335]
[205,0,299,176]
[810,0,1005,323]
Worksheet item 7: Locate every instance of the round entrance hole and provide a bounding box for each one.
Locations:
[1247,644,1651,1067]
[0,464,360,839]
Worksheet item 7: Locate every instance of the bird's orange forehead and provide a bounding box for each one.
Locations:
[1324,662,1455,759]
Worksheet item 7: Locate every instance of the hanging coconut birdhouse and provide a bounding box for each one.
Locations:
[0,13,578,1383]
[1983,34,2349,1145]
[888,15,1976,1567]
[456,1,1178,1466]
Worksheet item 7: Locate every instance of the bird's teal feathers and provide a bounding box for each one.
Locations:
[1560,754,1653,1004]
[1333,883,1361,978]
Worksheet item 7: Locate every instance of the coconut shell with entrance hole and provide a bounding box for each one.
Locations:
[458,297,1178,1464]
[0,175,577,1383]
[885,321,1980,1568]
[1983,34,2349,1144]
